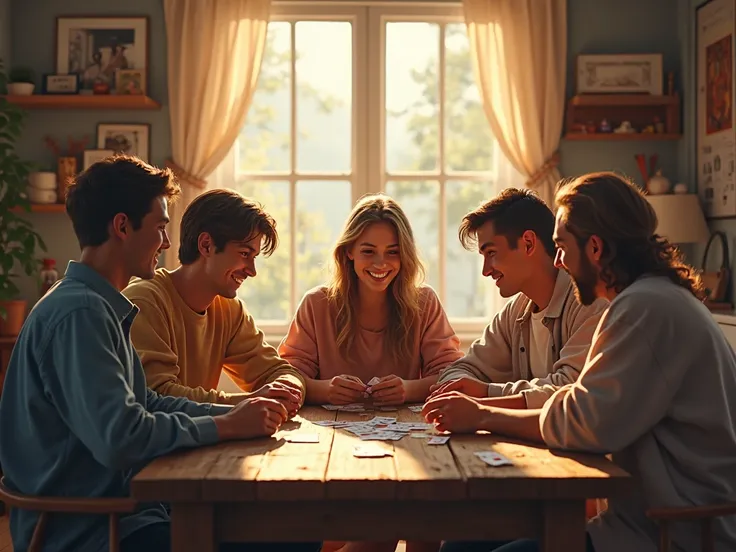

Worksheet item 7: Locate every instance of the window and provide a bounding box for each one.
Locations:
[221,3,510,335]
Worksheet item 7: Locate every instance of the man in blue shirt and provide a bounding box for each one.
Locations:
[0,156,319,552]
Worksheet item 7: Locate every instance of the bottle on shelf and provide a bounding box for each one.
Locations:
[39,258,60,296]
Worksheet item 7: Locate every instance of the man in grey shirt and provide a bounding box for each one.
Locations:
[424,172,736,552]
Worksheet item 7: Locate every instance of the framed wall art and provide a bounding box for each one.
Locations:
[576,53,663,95]
[696,0,736,218]
[97,123,150,162]
[56,16,148,94]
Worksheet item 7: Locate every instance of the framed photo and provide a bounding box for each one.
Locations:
[56,16,148,94]
[576,54,663,94]
[42,73,79,95]
[697,0,736,219]
[83,149,115,170]
[116,69,145,95]
[97,123,150,162]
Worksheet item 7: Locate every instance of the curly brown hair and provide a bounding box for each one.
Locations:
[555,172,705,300]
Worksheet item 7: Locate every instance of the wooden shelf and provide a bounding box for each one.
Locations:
[568,94,680,107]
[10,204,66,214]
[563,133,682,141]
[1,94,160,110]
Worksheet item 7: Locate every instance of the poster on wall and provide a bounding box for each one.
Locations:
[697,0,736,218]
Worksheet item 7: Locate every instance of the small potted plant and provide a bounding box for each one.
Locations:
[0,60,47,335]
[7,66,35,96]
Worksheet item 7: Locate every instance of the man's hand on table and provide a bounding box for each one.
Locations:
[422,391,492,433]
[248,380,302,417]
[214,397,289,440]
[428,376,488,400]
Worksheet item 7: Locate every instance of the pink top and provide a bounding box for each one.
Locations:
[278,285,464,382]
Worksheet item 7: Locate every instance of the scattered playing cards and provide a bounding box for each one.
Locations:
[353,444,393,458]
[427,436,450,445]
[321,403,366,412]
[284,433,319,443]
[475,451,513,467]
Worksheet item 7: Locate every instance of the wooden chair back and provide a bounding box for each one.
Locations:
[0,477,136,552]
[648,502,736,552]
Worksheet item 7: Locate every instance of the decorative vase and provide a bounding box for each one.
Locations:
[0,300,27,336]
[647,170,671,195]
[7,82,34,96]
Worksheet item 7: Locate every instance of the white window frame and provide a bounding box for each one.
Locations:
[227,1,496,342]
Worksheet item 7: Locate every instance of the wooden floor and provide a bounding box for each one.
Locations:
[0,515,10,551]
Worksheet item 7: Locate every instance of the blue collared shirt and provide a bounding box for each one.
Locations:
[0,261,231,552]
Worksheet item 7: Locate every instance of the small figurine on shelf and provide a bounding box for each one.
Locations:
[44,135,90,203]
[635,153,671,194]
[585,121,597,134]
[614,121,636,134]
[598,119,612,133]
[653,116,665,134]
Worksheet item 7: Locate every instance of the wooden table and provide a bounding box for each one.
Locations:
[132,406,632,552]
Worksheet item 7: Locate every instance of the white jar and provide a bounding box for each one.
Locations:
[28,171,58,191]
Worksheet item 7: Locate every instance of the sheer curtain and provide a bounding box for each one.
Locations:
[162,0,271,269]
[463,0,567,207]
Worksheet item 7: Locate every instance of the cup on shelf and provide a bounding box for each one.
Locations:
[27,171,58,204]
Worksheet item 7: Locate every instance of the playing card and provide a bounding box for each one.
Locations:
[408,405,423,413]
[353,445,393,458]
[368,416,398,426]
[475,451,513,467]
[321,405,341,410]
[284,433,319,443]
[410,432,434,438]
[313,420,349,428]
[427,436,450,445]
[367,377,381,386]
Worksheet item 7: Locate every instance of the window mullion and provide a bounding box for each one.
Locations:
[438,23,447,305]
[289,22,298,315]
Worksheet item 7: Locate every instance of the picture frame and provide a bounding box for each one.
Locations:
[97,123,150,162]
[83,149,115,170]
[696,0,736,219]
[56,16,148,94]
[42,73,79,95]
[576,53,663,95]
[116,69,145,95]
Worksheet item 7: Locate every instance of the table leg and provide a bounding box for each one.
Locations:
[542,500,586,552]
[171,502,216,552]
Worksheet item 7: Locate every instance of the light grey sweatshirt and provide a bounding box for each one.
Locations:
[541,275,736,552]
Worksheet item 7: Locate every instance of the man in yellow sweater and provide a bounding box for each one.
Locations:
[124,189,305,412]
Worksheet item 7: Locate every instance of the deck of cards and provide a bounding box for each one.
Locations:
[313,416,433,442]
[475,451,513,467]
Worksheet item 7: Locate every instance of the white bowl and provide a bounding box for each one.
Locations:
[28,172,57,191]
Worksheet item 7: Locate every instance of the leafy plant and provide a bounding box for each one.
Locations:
[8,66,34,84]
[0,60,46,309]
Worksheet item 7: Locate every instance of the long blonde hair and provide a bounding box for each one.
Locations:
[327,194,425,365]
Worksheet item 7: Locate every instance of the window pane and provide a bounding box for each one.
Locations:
[296,22,352,173]
[445,180,493,318]
[444,24,493,172]
[385,180,439,290]
[385,23,439,173]
[295,180,352,298]
[238,22,291,172]
[234,180,291,320]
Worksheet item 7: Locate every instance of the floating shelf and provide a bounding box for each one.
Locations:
[1,94,161,110]
[563,132,682,141]
[10,204,66,214]
[565,94,681,137]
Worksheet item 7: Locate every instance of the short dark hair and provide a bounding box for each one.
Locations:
[458,188,556,257]
[178,189,279,265]
[65,155,180,249]
[555,171,705,299]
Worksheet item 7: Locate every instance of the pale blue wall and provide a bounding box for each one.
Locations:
[8,0,169,301]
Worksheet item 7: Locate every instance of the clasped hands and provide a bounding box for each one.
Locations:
[327,374,406,405]
[422,376,490,433]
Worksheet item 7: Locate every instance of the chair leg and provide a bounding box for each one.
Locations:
[109,513,120,552]
[659,520,670,552]
[28,511,48,552]
[701,518,714,552]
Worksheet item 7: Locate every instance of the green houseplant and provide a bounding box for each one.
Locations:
[0,60,46,335]
[7,66,35,96]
